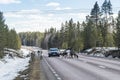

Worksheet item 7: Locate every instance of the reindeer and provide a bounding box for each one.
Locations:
[61,48,78,58]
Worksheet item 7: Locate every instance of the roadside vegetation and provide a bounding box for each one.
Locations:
[41,0,120,52]
[0,12,21,58]
[14,54,35,80]
[19,32,44,47]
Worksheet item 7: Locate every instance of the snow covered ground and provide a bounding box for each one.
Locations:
[0,48,31,80]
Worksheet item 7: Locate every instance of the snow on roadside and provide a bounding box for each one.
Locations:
[0,48,31,80]
[21,48,31,57]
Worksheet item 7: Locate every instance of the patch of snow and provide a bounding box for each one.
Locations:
[0,48,30,80]
[85,48,93,52]
[95,54,105,57]
[20,48,31,57]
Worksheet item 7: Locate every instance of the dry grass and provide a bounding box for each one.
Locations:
[30,57,41,80]
[14,56,41,80]
[14,68,30,80]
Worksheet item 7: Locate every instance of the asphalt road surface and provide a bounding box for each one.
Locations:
[40,50,120,80]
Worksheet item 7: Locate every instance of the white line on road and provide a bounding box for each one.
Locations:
[43,58,62,80]
[99,65,106,69]
[57,77,62,80]
[53,71,56,74]
[55,74,59,77]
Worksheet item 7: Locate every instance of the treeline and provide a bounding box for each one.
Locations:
[42,0,120,51]
[0,12,21,58]
[19,32,44,47]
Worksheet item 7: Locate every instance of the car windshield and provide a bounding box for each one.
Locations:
[50,48,58,51]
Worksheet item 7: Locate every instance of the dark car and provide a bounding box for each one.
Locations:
[48,48,60,57]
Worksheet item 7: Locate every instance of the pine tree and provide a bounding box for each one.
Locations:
[101,0,113,47]
[0,11,22,58]
[101,0,108,16]
[90,1,103,47]
[59,23,65,48]
[0,12,8,57]
[63,21,69,48]
[8,29,21,50]
[107,0,113,15]
[74,21,83,51]
[90,1,101,27]
[101,0,113,22]
[0,12,6,50]
[83,20,97,49]
[68,18,75,47]
[115,11,120,49]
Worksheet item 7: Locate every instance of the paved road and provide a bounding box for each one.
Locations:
[41,50,120,80]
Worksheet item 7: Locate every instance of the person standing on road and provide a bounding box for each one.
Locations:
[37,50,43,60]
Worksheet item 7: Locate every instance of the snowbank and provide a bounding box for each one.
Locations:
[20,48,31,57]
[0,48,31,80]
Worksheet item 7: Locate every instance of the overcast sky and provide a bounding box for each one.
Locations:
[0,0,120,33]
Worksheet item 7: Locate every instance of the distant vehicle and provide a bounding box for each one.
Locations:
[48,48,60,57]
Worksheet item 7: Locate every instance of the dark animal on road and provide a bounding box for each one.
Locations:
[70,49,78,58]
[61,48,78,58]
[61,50,68,58]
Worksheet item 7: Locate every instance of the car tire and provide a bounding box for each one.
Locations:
[48,55,51,57]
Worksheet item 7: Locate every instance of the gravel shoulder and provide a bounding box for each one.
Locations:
[15,55,43,80]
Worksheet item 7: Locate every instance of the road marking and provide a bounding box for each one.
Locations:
[43,58,62,80]
[53,71,56,74]
[99,65,106,69]
[57,77,62,80]
[55,74,59,77]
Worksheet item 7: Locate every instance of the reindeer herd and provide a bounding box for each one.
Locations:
[60,48,79,58]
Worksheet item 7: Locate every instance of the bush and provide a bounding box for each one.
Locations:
[0,51,4,58]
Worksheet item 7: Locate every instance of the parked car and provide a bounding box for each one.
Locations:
[48,48,60,57]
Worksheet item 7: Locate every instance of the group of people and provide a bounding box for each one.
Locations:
[61,48,78,58]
